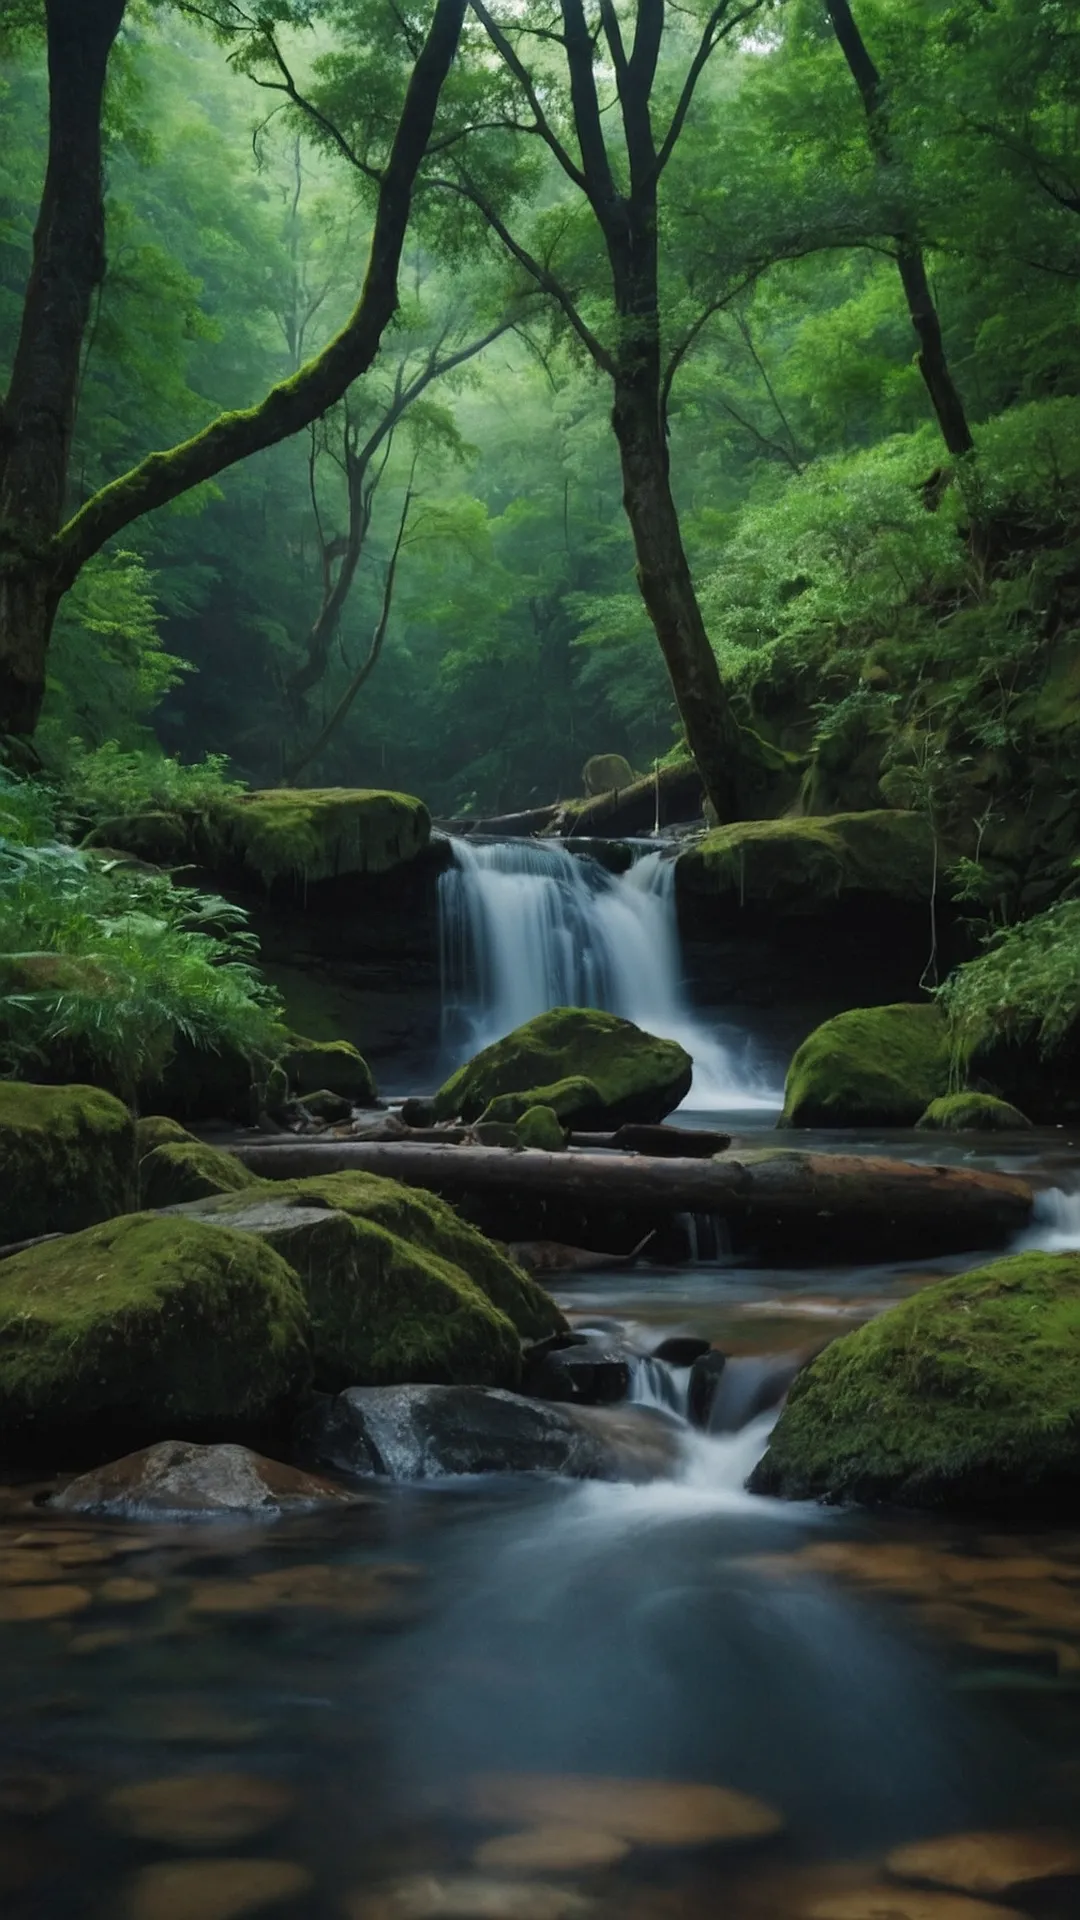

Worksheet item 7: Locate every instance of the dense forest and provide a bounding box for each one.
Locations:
[3,0,1077,820]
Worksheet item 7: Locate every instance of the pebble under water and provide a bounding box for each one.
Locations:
[3,1127,1080,1920]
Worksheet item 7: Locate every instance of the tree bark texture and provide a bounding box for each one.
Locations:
[229,1140,1033,1258]
[0,0,468,736]
[823,0,974,458]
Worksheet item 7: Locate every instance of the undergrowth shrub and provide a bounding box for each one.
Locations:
[938,898,1080,1059]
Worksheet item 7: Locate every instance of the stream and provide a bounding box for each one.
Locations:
[3,841,1080,1917]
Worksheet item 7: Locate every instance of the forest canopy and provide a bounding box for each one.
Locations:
[2,0,1079,818]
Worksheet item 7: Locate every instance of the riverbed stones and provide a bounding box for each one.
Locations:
[347,1877,594,1919]
[0,1215,310,1438]
[466,1773,783,1846]
[797,1892,1026,1920]
[432,1007,693,1129]
[305,1384,683,1482]
[0,1080,134,1242]
[474,1827,630,1871]
[126,1858,312,1920]
[781,1004,950,1128]
[104,1773,292,1846]
[52,1441,363,1518]
[750,1251,1080,1511]
[885,1830,1080,1898]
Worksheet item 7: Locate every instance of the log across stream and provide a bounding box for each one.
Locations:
[231,1139,1034,1259]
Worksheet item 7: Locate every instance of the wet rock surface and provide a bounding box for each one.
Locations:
[304,1384,684,1482]
[52,1440,365,1519]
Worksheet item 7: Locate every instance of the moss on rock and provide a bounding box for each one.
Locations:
[0,1215,310,1435]
[433,1009,692,1129]
[750,1252,1080,1510]
[139,1140,261,1209]
[183,1169,565,1346]
[168,1194,525,1391]
[676,810,935,911]
[0,1082,135,1243]
[781,1004,949,1127]
[516,1105,567,1152]
[917,1092,1032,1132]
[283,1034,376,1104]
[221,788,430,886]
[135,1115,194,1158]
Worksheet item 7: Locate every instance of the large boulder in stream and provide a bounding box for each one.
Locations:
[167,1171,565,1390]
[0,1215,310,1441]
[53,1439,363,1518]
[304,1383,683,1482]
[432,1007,693,1129]
[750,1252,1080,1512]
[0,1081,135,1243]
[781,1003,950,1127]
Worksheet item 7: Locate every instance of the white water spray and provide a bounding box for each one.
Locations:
[439,837,781,1109]
[1016,1184,1080,1250]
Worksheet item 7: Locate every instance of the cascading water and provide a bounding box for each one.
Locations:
[439,836,781,1109]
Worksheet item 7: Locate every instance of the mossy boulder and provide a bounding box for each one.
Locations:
[917,1092,1032,1132]
[178,1169,565,1349]
[283,1034,376,1104]
[516,1105,567,1152]
[676,810,935,912]
[139,1139,261,1209]
[169,1194,525,1391]
[781,1004,950,1128]
[222,788,430,886]
[0,1215,310,1437]
[433,1009,693,1129]
[135,1115,193,1157]
[0,1082,135,1243]
[582,753,635,795]
[750,1252,1080,1511]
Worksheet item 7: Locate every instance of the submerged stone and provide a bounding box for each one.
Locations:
[781,1004,950,1127]
[751,1251,1080,1511]
[0,1081,134,1243]
[885,1830,1080,1898]
[52,1440,362,1519]
[465,1773,784,1845]
[104,1773,292,1846]
[0,1215,310,1437]
[306,1384,682,1482]
[474,1827,629,1871]
[126,1859,312,1920]
[433,1007,692,1129]
[346,1877,594,1919]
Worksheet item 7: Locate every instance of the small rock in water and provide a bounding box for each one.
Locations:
[521,1333,632,1406]
[52,1441,365,1519]
[686,1352,727,1430]
[126,1858,312,1920]
[0,1583,91,1622]
[474,1826,630,1871]
[886,1830,1080,1897]
[104,1773,293,1846]
[297,1088,354,1123]
[346,1876,594,1919]
[651,1336,711,1367]
[797,1890,1026,1919]
[97,1576,159,1605]
[465,1774,783,1846]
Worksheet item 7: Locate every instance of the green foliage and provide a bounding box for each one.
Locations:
[63,742,242,835]
[938,900,1080,1059]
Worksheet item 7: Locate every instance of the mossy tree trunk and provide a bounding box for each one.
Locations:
[0,0,468,737]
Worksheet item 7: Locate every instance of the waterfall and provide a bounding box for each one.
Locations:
[439,837,781,1110]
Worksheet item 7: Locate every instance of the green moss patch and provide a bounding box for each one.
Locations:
[676,810,935,911]
[0,1082,135,1243]
[0,1214,310,1434]
[751,1252,1080,1510]
[283,1034,376,1104]
[434,1009,692,1129]
[135,1115,194,1157]
[782,1004,949,1127]
[139,1139,261,1209]
[221,788,430,886]
[516,1105,567,1151]
[917,1092,1032,1132]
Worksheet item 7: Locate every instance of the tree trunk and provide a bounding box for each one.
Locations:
[823,0,974,459]
[0,0,125,734]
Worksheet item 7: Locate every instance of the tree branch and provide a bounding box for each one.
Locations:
[470,0,589,190]
[653,0,763,180]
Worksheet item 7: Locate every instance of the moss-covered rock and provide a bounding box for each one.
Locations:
[283,1034,376,1104]
[750,1252,1080,1510]
[582,753,635,795]
[516,1105,567,1152]
[781,1004,949,1127]
[676,810,935,912]
[179,1170,565,1346]
[222,788,430,886]
[0,1082,135,1243]
[138,1139,261,1209]
[917,1092,1032,1132]
[168,1194,525,1391]
[135,1115,193,1157]
[0,1215,310,1436]
[433,1009,692,1129]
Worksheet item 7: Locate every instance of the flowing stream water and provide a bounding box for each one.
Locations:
[5,845,1080,1916]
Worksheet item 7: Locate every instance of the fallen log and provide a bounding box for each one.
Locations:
[229,1141,1033,1259]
